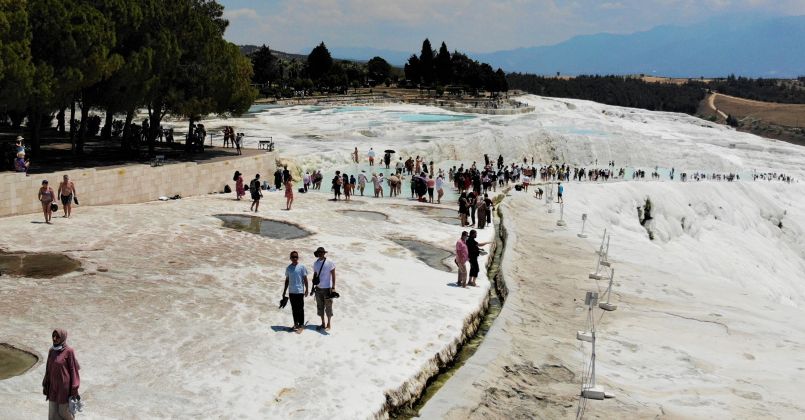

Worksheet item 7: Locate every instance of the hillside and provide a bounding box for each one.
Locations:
[700,93,805,146]
[473,15,805,77]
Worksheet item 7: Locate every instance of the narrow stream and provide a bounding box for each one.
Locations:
[391,207,508,418]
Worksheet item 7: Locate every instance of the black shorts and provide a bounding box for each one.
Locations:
[469,259,480,277]
[251,192,261,201]
[60,194,72,206]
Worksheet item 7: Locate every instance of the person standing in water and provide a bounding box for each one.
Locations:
[367,148,376,166]
[283,251,309,333]
[43,329,81,420]
[332,171,342,201]
[38,180,55,224]
[357,170,368,196]
[352,147,359,163]
[57,174,77,218]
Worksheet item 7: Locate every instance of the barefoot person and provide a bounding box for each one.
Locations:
[455,231,469,287]
[367,147,376,166]
[357,170,367,196]
[43,329,81,420]
[57,175,77,218]
[38,180,55,224]
[234,171,245,200]
[283,251,309,332]
[312,247,336,331]
[284,177,294,210]
[249,174,262,212]
[466,229,490,287]
[436,173,445,204]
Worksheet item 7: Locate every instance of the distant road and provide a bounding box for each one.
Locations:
[706,93,729,119]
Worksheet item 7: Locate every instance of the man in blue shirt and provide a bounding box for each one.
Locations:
[557,182,564,204]
[283,251,309,333]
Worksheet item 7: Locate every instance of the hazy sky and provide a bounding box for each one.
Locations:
[219,0,804,53]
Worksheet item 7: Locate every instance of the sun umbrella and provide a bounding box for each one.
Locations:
[384,149,396,154]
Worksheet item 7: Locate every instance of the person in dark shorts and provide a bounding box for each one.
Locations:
[249,174,262,212]
[466,229,490,287]
[332,171,342,200]
[57,174,77,218]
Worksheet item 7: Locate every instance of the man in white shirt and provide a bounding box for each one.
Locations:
[367,148,376,166]
[395,157,404,175]
[312,247,337,331]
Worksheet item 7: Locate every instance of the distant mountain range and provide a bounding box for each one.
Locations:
[324,15,805,78]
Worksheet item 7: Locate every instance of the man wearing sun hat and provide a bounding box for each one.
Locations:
[312,246,336,331]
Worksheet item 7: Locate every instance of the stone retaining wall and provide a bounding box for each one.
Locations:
[0,152,277,217]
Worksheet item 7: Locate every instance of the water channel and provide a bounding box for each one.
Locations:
[391,208,508,418]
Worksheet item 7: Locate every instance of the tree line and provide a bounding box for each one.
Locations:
[248,42,399,98]
[507,74,706,114]
[692,75,805,104]
[0,0,256,157]
[404,39,508,93]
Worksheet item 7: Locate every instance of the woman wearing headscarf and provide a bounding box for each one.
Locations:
[234,171,245,200]
[43,329,81,420]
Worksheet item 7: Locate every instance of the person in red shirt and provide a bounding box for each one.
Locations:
[43,329,80,420]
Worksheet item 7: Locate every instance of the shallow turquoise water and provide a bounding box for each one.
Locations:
[333,106,373,113]
[247,104,285,114]
[397,113,475,123]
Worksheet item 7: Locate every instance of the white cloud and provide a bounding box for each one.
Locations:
[223,8,259,21]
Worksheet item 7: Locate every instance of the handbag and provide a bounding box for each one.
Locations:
[50,203,58,212]
[312,257,326,286]
[73,196,79,205]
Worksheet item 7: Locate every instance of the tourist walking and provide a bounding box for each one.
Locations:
[43,329,81,420]
[283,251,309,332]
[249,174,262,212]
[38,180,55,224]
[466,230,490,287]
[557,182,564,204]
[455,231,469,287]
[468,191,478,227]
[357,171,367,196]
[458,192,469,227]
[436,173,445,204]
[284,177,294,210]
[234,171,245,200]
[57,174,77,218]
[312,247,337,331]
